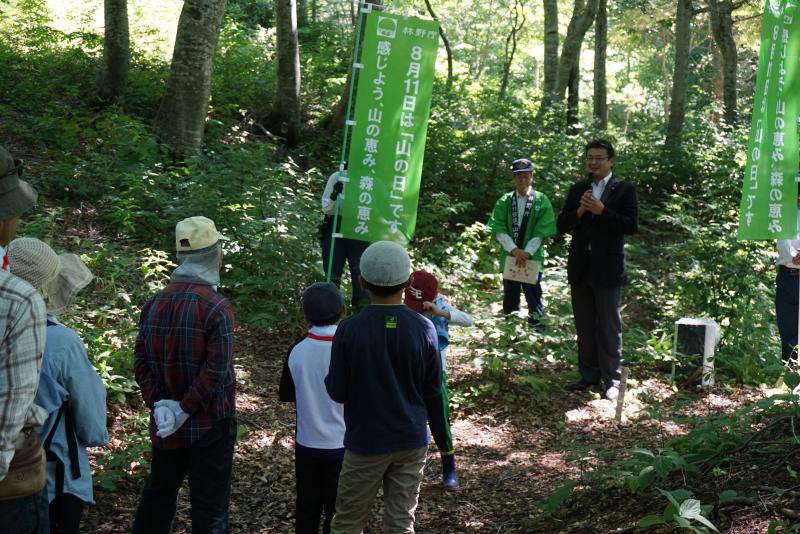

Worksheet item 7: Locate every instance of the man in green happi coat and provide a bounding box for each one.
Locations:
[487,158,556,329]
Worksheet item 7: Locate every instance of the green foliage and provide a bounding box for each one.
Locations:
[638,488,718,533]
[93,413,151,491]
[542,480,577,515]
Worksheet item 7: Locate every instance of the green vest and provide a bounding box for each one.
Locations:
[487,190,556,267]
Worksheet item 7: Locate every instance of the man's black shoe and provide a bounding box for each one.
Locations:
[566,381,597,391]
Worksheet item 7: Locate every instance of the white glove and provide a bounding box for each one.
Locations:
[154,399,190,438]
[154,405,175,431]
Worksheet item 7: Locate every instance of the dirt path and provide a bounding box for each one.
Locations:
[84,322,775,533]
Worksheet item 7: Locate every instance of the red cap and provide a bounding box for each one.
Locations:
[404,270,438,315]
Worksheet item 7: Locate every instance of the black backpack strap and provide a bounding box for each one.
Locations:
[43,403,67,499]
[63,403,81,480]
[42,402,83,501]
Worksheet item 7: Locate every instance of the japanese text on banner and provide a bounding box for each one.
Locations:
[342,11,440,244]
[738,0,800,240]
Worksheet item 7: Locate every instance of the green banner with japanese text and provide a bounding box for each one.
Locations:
[341,10,440,244]
[738,0,800,240]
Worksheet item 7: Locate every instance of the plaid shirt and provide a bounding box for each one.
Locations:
[0,269,47,480]
[134,283,235,449]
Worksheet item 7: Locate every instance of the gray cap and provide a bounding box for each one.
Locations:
[302,282,344,324]
[360,240,411,287]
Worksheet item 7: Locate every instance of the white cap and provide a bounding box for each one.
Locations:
[360,241,411,286]
[175,216,227,252]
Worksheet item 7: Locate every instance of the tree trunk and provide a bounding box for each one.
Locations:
[708,0,738,126]
[96,0,130,103]
[554,0,598,103]
[566,60,579,132]
[658,49,671,122]
[593,0,608,129]
[423,0,453,91]
[500,0,526,100]
[155,0,228,154]
[666,0,693,146]
[267,0,302,147]
[539,0,559,112]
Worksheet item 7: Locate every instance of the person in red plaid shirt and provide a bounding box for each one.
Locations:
[132,216,236,534]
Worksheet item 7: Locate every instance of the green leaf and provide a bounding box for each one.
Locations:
[674,515,691,528]
[692,514,719,532]
[718,489,737,503]
[680,499,719,532]
[638,466,656,491]
[785,369,800,391]
[636,514,667,528]
[545,481,577,513]
[658,487,682,510]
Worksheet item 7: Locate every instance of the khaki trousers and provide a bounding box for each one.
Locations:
[330,446,427,534]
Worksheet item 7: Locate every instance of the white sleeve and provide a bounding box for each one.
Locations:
[447,307,474,327]
[523,237,542,256]
[321,172,342,216]
[777,239,797,259]
[495,233,517,253]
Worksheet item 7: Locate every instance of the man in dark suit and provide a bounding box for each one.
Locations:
[557,139,638,400]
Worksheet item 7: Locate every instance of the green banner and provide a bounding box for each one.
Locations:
[738,0,800,240]
[341,10,440,244]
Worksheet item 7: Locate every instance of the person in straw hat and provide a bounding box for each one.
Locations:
[6,237,108,534]
[0,146,49,533]
[0,146,38,264]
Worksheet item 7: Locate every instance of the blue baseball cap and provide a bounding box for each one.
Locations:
[302,282,344,324]
[511,158,533,173]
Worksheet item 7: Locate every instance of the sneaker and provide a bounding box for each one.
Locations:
[605,386,619,401]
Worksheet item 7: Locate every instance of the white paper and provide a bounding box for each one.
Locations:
[503,256,540,284]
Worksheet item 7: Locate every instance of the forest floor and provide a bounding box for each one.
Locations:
[82,321,792,533]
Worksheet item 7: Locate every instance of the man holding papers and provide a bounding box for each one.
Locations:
[488,158,556,330]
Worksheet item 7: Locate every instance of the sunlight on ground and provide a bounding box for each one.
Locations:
[451,417,511,450]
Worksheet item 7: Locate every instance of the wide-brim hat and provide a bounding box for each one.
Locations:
[0,148,37,219]
[6,238,93,315]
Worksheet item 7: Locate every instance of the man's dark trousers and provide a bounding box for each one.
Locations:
[571,277,622,388]
[776,267,799,362]
[294,451,342,534]
[502,272,544,322]
[132,417,237,534]
[320,226,369,307]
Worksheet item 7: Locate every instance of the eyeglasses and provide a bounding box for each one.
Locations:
[585,156,609,162]
[1,159,23,179]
